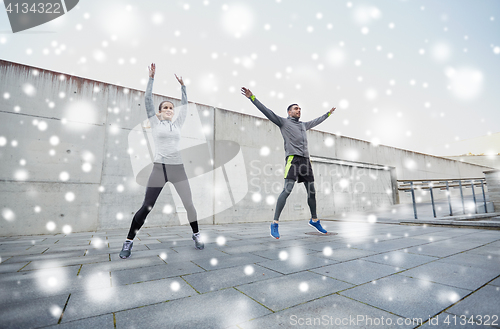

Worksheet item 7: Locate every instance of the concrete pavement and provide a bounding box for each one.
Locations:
[0,220,499,328]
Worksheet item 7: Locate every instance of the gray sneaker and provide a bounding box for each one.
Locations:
[192,232,204,250]
[119,240,133,259]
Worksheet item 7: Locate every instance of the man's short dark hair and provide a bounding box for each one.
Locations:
[287,104,298,113]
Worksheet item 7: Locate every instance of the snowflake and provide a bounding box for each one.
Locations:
[216,236,226,246]
[65,192,75,202]
[244,265,254,275]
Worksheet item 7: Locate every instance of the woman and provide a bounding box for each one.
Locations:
[120,63,203,259]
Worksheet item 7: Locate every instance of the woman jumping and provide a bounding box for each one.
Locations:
[120,63,204,259]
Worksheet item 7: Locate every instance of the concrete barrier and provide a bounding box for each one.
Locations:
[484,170,500,212]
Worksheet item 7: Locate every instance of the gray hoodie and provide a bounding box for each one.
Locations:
[250,95,331,158]
[145,77,187,164]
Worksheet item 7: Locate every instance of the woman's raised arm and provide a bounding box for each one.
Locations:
[145,63,156,119]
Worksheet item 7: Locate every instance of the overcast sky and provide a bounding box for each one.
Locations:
[1,0,499,156]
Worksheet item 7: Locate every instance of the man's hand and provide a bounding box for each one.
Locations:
[175,74,184,86]
[241,87,253,99]
[148,63,155,79]
[329,107,336,115]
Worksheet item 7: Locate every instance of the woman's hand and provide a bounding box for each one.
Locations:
[149,63,156,79]
[175,74,184,86]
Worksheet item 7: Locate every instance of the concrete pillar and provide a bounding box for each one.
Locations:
[484,169,500,212]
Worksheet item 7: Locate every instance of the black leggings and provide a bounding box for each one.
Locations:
[273,179,317,221]
[127,163,198,240]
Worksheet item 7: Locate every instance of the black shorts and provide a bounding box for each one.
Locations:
[284,155,314,183]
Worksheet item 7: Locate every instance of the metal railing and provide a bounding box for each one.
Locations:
[398,178,487,219]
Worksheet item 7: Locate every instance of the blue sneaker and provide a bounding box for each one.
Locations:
[308,219,327,234]
[270,223,280,239]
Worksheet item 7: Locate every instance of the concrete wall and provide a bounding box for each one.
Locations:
[0,60,492,236]
[445,155,500,170]
[0,60,215,236]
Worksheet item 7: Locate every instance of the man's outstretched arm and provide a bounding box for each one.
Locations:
[241,87,285,127]
[304,107,336,130]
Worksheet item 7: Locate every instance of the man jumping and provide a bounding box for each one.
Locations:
[241,87,336,239]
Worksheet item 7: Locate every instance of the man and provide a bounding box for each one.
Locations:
[241,87,336,239]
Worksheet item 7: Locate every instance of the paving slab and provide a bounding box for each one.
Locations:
[358,233,408,243]
[486,241,500,248]
[191,253,268,271]
[135,238,162,245]
[79,255,165,276]
[402,261,500,291]
[340,274,471,320]
[258,236,334,248]
[438,252,500,271]
[256,255,335,275]
[0,238,45,245]
[62,277,197,322]
[489,276,500,287]
[236,271,352,312]
[83,246,123,256]
[21,254,110,271]
[43,314,114,329]
[111,261,205,286]
[182,264,282,293]
[114,288,271,329]
[0,265,80,306]
[410,234,458,242]
[214,243,272,254]
[311,247,379,262]
[0,293,68,329]
[405,244,463,257]
[0,245,50,257]
[3,250,87,265]
[41,245,92,254]
[237,293,415,329]
[210,238,264,248]
[362,250,438,269]
[351,237,429,252]
[292,240,346,252]
[168,245,232,261]
[447,285,500,320]
[311,259,401,285]
[34,238,66,245]
[466,244,500,256]
[250,245,320,260]
[448,234,500,243]
[0,261,30,274]
[426,238,491,250]
[144,240,192,249]
[0,245,30,253]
